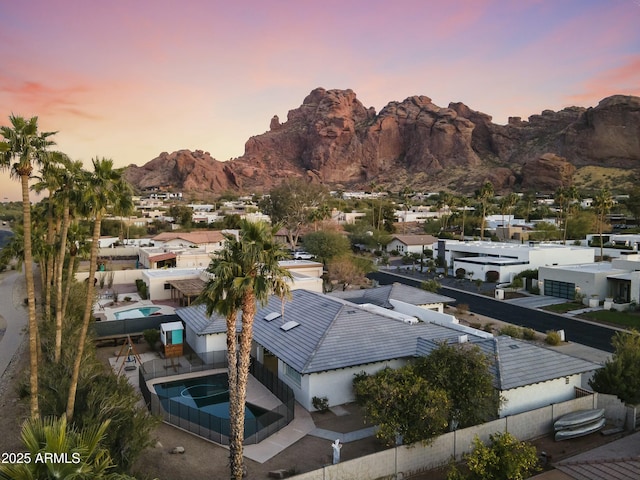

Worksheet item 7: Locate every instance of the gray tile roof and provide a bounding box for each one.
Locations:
[252,290,473,374]
[329,282,455,308]
[176,293,600,386]
[176,304,240,335]
[416,335,600,391]
[475,336,599,390]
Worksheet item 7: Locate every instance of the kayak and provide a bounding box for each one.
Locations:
[553,408,605,431]
[555,417,606,441]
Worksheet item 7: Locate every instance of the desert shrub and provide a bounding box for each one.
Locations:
[470,322,482,330]
[456,303,469,314]
[499,325,523,338]
[545,330,562,346]
[483,323,494,333]
[521,327,537,340]
[312,396,330,412]
[135,279,148,300]
[455,268,466,279]
[143,328,160,351]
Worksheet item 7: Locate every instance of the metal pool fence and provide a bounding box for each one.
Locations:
[139,358,295,445]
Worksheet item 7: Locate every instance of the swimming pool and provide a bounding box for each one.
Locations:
[114,306,161,320]
[153,373,282,439]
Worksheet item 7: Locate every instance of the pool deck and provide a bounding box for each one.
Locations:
[94,289,177,321]
[109,353,318,463]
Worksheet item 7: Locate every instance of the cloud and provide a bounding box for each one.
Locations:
[567,56,640,104]
[0,76,98,120]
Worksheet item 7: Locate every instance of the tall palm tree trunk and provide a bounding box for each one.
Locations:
[231,290,257,480]
[66,213,101,420]
[226,311,240,477]
[21,174,39,418]
[43,203,55,323]
[54,197,71,362]
[62,250,77,316]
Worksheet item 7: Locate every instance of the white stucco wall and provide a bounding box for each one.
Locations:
[278,359,407,411]
[500,374,585,417]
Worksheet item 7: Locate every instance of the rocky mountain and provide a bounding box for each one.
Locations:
[124,89,640,196]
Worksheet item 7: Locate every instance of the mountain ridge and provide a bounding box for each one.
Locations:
[124,89,640,196]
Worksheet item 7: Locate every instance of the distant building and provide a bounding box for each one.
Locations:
[388,234,438,255]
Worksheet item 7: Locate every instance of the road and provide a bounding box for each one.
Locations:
[368,270,617,353]
[0,269,28,378]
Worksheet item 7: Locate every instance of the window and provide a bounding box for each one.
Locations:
[284,363,301,388]
[164,283,171,290]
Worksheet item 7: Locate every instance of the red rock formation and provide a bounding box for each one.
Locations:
[124,89,640,195]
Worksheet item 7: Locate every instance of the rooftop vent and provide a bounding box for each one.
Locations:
[280,321,300,332]
[458,334,468,344]
[403,318,419,325]
[264,312,281,322]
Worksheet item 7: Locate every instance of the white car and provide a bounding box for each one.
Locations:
[293,251,314,260]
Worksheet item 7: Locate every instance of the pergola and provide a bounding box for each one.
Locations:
[168,278,206,306]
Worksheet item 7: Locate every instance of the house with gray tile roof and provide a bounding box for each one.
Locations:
[329,282,455,313]
[176,289,600,413]
[417,335,600,417]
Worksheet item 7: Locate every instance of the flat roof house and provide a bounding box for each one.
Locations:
[439,240,595,283]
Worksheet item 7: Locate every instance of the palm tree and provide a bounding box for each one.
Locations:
[476,181,494,241]
[199,220,292,480]
[594,188,613,261]
[0,416,136,480]
[0,115,56,418]
[61,220,90,317]
[32,152,71,323]
[197,236,243,476]
[66,158,130,420]
[456,195,470,240]
[49,157,85,362]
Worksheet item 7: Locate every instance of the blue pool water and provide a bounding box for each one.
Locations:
[114,306,161,319]
[153,374,281,438]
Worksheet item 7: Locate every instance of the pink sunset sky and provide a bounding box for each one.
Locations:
[1,0,639,201]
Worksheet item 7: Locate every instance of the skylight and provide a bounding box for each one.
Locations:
[264,312,282,322]
[280,321,300,332]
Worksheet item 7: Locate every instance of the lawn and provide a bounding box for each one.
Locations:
[578,309,640,330]
[542,302,584,314]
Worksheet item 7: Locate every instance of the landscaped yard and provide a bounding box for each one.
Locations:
[542,301,640,329]
[542,302,584,314]
[578,309,640,329]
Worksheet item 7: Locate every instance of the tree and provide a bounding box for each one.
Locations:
[0,416,136,480]
[198,220,292,480]
[302,230,350,263]
[447,432,540,480]
[529,221,561,241]
[566,210,596,241]
[421,279,441,293]
[414,342,501,429]
[0,114,56,418]
[259,179,329,248]
[168,204,194,228]
[593,188,613,260]
[475,182,494,241]
[455,195,471,240]
[67,158,130,421]
[325,255,366,291]
[589,330,640,404]
[353,367,450,445]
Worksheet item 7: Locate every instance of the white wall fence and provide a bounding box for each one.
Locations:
[291,393,634,480]
[76,269,144,286]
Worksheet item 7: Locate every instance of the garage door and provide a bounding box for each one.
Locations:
[544,280,575,299]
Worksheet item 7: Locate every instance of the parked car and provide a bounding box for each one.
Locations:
[293,251,314,260]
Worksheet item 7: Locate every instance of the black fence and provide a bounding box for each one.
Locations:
[91,314,180,340]
[139,358,295,445]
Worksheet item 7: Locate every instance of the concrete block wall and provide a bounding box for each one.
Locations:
[291,395,599,480]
